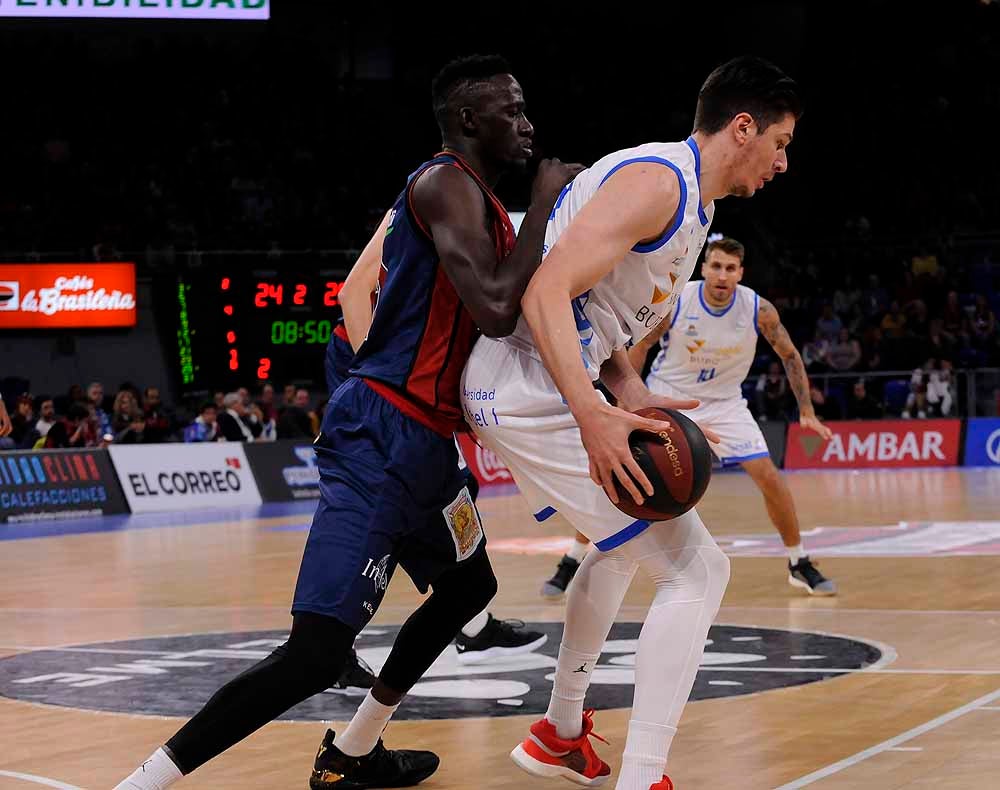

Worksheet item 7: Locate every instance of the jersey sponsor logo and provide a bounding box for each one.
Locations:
[0,624,887,720]
[443,486,484,561]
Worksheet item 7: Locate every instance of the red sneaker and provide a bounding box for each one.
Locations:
[510,709,612,786]
[650,776,674,790]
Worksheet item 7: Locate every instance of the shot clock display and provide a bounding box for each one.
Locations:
[162,268,348,393]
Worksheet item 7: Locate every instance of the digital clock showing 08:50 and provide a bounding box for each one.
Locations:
[270,319,333,345]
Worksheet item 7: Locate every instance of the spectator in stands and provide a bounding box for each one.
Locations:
[0,394,11,443]
[755,362,790,422]
[826,328,862,372]
[9,395,40,449]
[802,332,830,373]
[809,380,842,421]
[87,381,112,438]
[217,391,261,442]
[861,326,884,371]
[832,275,861,319]
[880,300,908,339]
[941,290,967,345]
[926,358,954,417]
[815,303,843,343]
[928,318,956,359]
[112,390,146,443]
[45,402,90,449]
[907,299,930,339]
[294,388,320,435]
[142,386,172,443]
[213,390,226,409]
[282,383,296,406]
[257,383,276,423]
[860,274,889,319]
[902,360,934,419]
[34,397,56,438]
[847,379,883,420]
[184,402,219,443]
[969,294,997,357]
[67,384,85,404]
[276,393,314,439]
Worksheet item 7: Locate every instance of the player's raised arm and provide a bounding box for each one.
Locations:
[412,159,580,338]
[520,163,682,504]
[757,297,832,439]
[339,209,392,351]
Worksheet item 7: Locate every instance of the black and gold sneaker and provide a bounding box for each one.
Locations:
[788,556,837,596]
[310,730,440,789]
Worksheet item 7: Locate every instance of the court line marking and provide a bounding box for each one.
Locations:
[773,687,1000,789]
[0,770,83,789]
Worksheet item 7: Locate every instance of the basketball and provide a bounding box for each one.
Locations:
[610,407,713,521]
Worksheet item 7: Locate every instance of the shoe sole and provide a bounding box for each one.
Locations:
[510,743,609,786]
[309,759,440,790]
[788,574,837,596]
[457,634,548,665]
[540,582,567,599]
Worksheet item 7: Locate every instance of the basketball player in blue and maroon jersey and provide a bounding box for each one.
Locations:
[115,55,580,790]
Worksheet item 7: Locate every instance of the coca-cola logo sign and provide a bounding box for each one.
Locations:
[475,444,513,482]
[456,434,514,488]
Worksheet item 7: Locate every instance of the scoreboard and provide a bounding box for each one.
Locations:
[164,269,347,393]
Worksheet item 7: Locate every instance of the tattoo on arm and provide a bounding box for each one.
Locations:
[758,300,813,413]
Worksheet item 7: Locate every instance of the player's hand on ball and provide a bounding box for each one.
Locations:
[800,413,832,440]
[623,391,721,445]
[577,401,673,506]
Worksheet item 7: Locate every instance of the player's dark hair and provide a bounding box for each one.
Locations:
[431,54,512,131]
[706,236,746,263]
[694,56,803,135]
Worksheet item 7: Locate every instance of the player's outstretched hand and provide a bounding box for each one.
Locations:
[532,158,585,204]
[800,413,832,440]
[576,401,673,506]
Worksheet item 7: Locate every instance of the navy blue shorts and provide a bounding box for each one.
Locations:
[292,377,487,632]
[324,331,354,394]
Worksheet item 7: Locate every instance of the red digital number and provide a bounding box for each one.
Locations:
[224,305,233,316]
[254,282,268,308]
[324,281,343,307]
[294,283,307,305]
[226,331,236,344]
[257,358,272,380]
[229,349,239,371]
[221,277,231,291]
[254,282,284,307]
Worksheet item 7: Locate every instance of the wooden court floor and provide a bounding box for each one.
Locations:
[3,467,1000,789]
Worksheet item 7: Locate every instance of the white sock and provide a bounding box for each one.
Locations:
[787,543,807,563]
[546,644,600,740]
[113,748,183,790]
[335,691,399,757]
[567,539,589,563]
[617,720,674,790]
[460,608,490,638]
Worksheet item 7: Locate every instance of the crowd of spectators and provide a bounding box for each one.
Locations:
[0,380,323,451]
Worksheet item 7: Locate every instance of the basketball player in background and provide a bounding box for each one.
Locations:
[462,56,801,790]
[115,55,580,790]
[629,236,836,594]
[327,247,548,666]
[545,237,837,600]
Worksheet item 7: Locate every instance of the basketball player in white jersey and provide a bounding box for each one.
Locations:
[631,236,836,595]
[462,56,802,790]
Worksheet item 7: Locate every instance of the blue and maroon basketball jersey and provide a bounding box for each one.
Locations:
[351,152,515,436]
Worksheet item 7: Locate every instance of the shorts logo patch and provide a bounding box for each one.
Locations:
[362,554,391,593]
[443,486,484,561]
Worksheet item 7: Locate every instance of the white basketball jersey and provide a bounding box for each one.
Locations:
[505,137,714,377]
[647,281,760,401]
